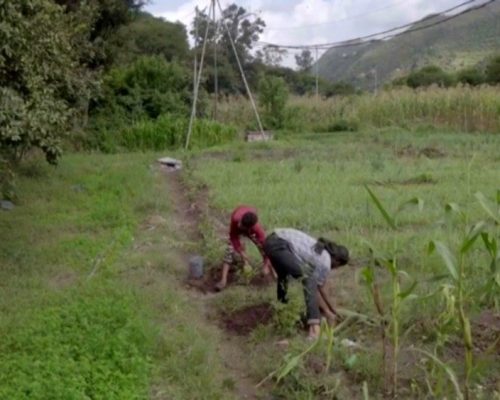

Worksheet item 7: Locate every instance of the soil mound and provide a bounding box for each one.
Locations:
[221,303,274,335]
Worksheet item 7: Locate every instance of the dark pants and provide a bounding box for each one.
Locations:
[263,233,320,324]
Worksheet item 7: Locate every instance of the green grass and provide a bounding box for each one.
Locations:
[188,129,500,398]
[0,153,231,399]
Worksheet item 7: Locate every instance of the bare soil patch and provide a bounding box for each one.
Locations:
[187,265,274,294]
[221,302,274,335]
[370,173,437,187]
[396,145,446,159]
[473,310,500,354]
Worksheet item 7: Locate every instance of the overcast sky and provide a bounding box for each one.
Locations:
[145,0,474,67]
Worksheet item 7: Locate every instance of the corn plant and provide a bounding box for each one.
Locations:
[360,186,423,397]
[257,318,351,389]
[476,191,500,308]
[428,190,499,399]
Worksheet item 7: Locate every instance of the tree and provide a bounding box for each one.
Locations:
[0,0,95,165]
[54,0,146,67]
[219,4,265,65]
[295,49,313,71]
[258,75,288,129]
[257,45,288,67]
[109,12,189,65]
[190,3,265,93]
[485,54,500,84]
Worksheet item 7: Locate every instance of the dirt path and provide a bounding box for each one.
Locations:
[163,168,263,400]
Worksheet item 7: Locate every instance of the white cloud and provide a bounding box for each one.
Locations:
[146,0,475,68]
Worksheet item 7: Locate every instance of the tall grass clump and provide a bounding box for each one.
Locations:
[120,114,237,151]
[215,86,500,133]
[355,86,500,133]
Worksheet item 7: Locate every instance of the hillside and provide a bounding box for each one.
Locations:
[316,0,500,89]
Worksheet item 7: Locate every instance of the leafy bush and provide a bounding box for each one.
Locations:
[272,286,304,337]
[258,75,289,129]
[94,56,192,121]
[0,156,15,200]
[0,286,152,399]
[326,118,359,132]
[456,67,484,86]
[485,54,500,84]
[324,81,356,97]
[0,0,95,165]
[406,65,455,88]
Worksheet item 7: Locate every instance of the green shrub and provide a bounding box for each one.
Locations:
[324,81,356,97]
[0,156,15,200]
[456,67,484,86]
[407,65,455,88]
[258,75,289,129]
[326,118,359,132]
[0,286,152,400]
[485,54,500,84]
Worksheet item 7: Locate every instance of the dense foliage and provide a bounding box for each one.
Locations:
[0,0,95,165]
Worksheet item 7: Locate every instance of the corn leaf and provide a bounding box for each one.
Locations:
[410,348,464,400]
[365,185,396,229]
[429,241,458,282]
[397,197,424,213]
[475,192,500,224]
[460,221,487,254]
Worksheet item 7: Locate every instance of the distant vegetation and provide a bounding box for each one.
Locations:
[316,1,500,89]
[1,0,500,201]
[392,55,500,88]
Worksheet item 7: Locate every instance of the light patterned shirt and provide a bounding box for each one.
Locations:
[273,228,331,285]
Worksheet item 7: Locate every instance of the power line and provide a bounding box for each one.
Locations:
[257,0,496,50]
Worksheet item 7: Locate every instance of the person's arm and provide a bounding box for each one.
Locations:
[317,285,338,322]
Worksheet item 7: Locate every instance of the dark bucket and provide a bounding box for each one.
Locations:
[188,255,204,279]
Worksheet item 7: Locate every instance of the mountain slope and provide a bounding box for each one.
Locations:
[316,1,500,88]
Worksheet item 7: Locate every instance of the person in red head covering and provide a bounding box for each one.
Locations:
[215,205,273,291]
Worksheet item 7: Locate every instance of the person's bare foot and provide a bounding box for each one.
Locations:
[214,281,226,292]
[307,324,320,340]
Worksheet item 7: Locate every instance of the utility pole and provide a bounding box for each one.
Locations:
[315,46,319,100]
[193,7,198,100]
[212,0,219,120]
[372,68,378,95]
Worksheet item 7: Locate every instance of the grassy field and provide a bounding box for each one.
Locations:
[1,128,498,399]
[0,154,231,399]
[188,129,500,399]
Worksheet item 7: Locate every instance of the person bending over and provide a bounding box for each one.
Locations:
[215,205,273,291]
[263,228,349,339]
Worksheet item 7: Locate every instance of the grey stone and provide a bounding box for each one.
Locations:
[1,200,14,210]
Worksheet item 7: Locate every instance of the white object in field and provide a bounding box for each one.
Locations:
[340,338,359,348]
[157,157,182,170]
[245,131,274,142]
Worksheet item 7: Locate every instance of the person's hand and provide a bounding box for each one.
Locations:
[263,261,277,279]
